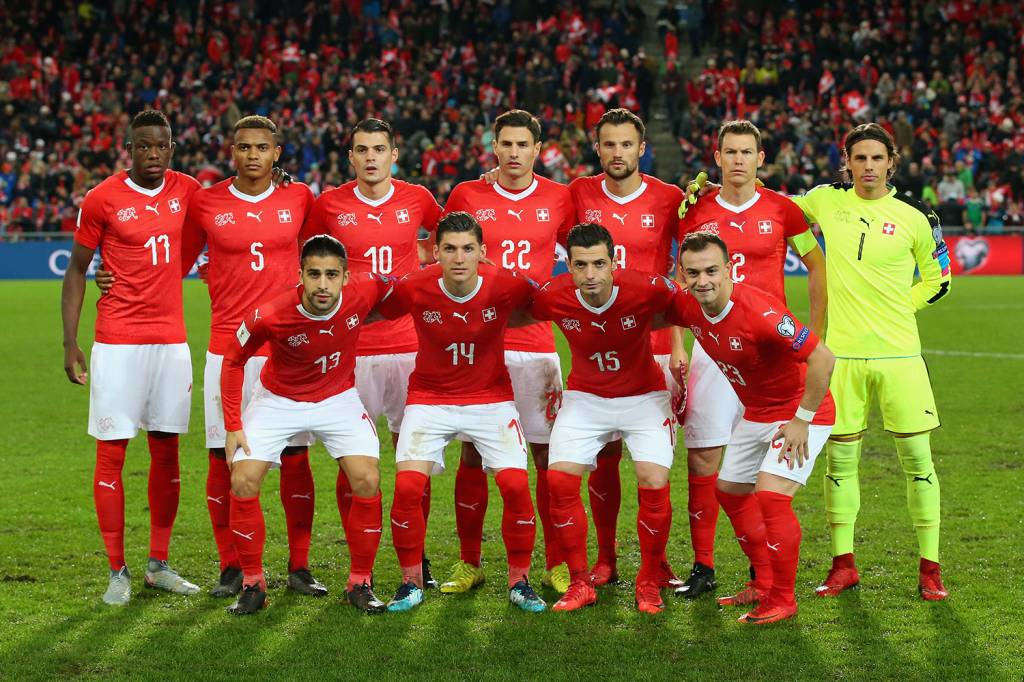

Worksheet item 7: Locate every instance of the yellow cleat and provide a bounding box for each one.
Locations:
[439,561,485,594]
[542,564,571,594]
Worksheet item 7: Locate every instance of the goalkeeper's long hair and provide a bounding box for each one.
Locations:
[840,122,901,182]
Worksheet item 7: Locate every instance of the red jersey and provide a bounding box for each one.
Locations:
[377,264,535,406]
[74,170,200,344]
[569,173,682,354]
[666,284,835,425]
[679,187,809,302]
[221,274,392,430]
[531,269,677,398]
[303,179,442,355]
[180,180,315,355]
[445,176,575,352]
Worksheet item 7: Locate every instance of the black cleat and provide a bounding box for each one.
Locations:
[347,582,387,614]
[674,562,717,599]
[287,568,328,597]
[422,554,438,590]
[227,583,267,615]
[210,566,243,598]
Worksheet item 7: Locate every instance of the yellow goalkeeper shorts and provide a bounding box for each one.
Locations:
[830,356,941,436]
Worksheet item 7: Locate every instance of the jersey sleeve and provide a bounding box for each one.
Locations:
[505,270,540,309]
[301,193,330,239]
[74,188,106,250]
[443,183,469,213]
[791,185,827,226]
[780,195,817,256]
[557,188,576,246]
[529,282,558,321]
[761,303,820,362]
[221,308,271,431]
[418,186,443,238]
[296,184,318,244]
[358,271,396,308]
[374,277,409,320]
[645,273,681,313]
[664,290,696,328]
[179,201,207,277]
[909,206,952,309]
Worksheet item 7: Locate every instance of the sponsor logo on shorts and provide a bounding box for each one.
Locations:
[96,416,115,433]
[792,326,810,350]
[776,315,797,338]
[288,332,310,347]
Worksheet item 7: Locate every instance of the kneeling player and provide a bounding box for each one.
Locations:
[377,212,544,614]
[222,235,391,614]
[667,233,836,624]
[531,223,679,614]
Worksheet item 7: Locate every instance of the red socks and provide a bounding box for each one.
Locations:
[391,470,428,585]
[687,473,719,568]
[336,467,353,527]
[206,452,239,571]
[756,490,801,608]
[94,439,128,570]
[279,448,314,572]
[637,485,672,584]
[588,446,622,564]
[345,492,383,589]
[146,434,180,562]
[535,467,561,570]
[454,460,489,566]
[547,470,589,582]
[494,468,536,586]
[229,492,266,588]
[716,488,773,590]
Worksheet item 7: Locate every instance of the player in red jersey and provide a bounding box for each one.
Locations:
[302,118,443,587]
[530,224,680,614]
[673,120,827,601]
[222,235,392,615]
[377,212,545,614]
[568,108,684,587]
[667,232,836,624]
[444,110,576,594]
[61,110,201,605]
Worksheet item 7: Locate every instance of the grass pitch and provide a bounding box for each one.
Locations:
[0,277,1021,680]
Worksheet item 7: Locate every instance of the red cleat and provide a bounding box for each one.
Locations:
[635,581,665,614]
[589,560,619,587]
[919,559,948,601]
[738,601,798,625]
[657,559,684,589]
[815,553,860,597]
[552,579,598,612]
[717,581,769,606]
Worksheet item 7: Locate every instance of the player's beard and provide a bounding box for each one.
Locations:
[604,159,638,181]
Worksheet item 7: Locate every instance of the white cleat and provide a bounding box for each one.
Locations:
[103,566,132,606]
[144,559,200,595]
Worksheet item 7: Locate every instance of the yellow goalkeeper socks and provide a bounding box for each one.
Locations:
[895,433,941,562]
[824,438,862,557]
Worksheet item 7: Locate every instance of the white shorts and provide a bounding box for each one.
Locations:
[507,351,563,444]
[683,341,744,448]
[355,352,416,433]
[549,390,676,470]
[204,352,313,449]
[232,387,379,468]
[719,418,833,486]
[396,402,528,475]
[88,342,192,440]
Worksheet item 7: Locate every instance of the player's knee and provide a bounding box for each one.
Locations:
[393,470,428,505]
[687,446,722,475]
[230,469,262,498]
[347,467,380,498]
[635,469,669,489]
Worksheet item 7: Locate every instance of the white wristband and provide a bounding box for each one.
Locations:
[795,406,816,422]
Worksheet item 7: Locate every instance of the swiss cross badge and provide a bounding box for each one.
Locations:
[482,307,497,322]
[536,208,550,222]
[729,336,742,351]
[758,220,772,234]
[640,214,655,228]
[168,198,181,214]
[621,314,636,330]
[346,314,359,329]
[396,208,410,224]
[882,222,896,235]
[278,209,292,223]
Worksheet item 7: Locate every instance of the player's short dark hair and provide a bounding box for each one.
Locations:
[234,115,278,138]
[595,108,645,141]
[717,120,762,152]
[436,211,483,245]
[494,109,542,145]
[130,110,171,131]
[566,223,615,261]
[352,118,395,148]
[301,234,348,267]
[680,232,730,264]
[841,122,901,181]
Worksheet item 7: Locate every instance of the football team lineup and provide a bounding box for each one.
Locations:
[59,107,952,623]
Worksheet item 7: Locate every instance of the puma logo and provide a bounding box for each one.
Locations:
[859,217,871,228]
[588,486,607,502]
[591,321,607,332]
[232,530,255,541]
[516,516,536,526]
[688,510,703,520]
[391,519,410,529]
[507,209,523,221]
[729,220,745,232]
[762,307,777,317]
[319,326,334,336]
[611,212,627,225]
[453,311,469,323]
[170,478,181,484]
[825,475,841,487]
[553,517,575,529]
[913,473,934,485]
[207,495,224,505]
[767,542,781,552]
[290,492,313,500]
[97,480,117,491]
[639,519,658,535]
[145,203,160,215]
[367,212,383,224]
[363,528,383,534]
[925,409,935,416]
[456,502,480,511]
[707,331,720,345]
[736,535,748,543]
[246,211,263,223]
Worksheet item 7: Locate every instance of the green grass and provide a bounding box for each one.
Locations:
[0,277,1022,680]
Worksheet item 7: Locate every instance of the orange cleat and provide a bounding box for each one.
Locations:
[717,581,769,606]
[635,581,665,614]
[815,553,860,597]
[739,601,797,625]
[552,579,598,612]
[919,559,948,601]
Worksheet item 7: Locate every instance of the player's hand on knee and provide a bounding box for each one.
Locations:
[772,420,809,469]
[93,263,115,293]
[63,345,88,385]
[225,430,251,468]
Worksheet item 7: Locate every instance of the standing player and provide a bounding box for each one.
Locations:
[222,235,392,615]
[61,110,201,605]
[568,108,683,586]
[673,120,826,602]
[532,224,679,614]
[790,124,951,600]
[444,110,576,594]
[378,212,545,614]
[667,232,836,624]
[302,118,442,586]
[178,116,324,598]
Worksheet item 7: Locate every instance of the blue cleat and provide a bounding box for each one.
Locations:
[387,581,424,613]
[509,579,546,613]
